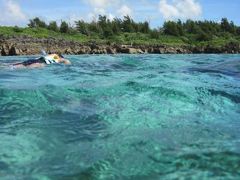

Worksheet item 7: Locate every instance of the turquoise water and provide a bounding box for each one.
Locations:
[0,54,240,179]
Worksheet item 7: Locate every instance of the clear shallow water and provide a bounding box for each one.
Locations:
[0,54,240,180]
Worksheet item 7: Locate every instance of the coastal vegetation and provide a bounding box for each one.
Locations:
[0,16,239,54]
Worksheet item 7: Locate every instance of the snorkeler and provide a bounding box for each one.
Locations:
[12,51,71,68]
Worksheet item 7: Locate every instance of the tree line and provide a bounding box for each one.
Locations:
[27,16,240,41]
[163,18,240,41]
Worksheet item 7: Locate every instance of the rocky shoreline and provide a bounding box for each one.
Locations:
[0,36,239,56]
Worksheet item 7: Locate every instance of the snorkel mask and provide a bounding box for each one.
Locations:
[44,54,61,64]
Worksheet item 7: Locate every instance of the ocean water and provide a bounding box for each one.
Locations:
[0,54,240,180]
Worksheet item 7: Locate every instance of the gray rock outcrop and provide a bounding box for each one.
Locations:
[0,35,239,56]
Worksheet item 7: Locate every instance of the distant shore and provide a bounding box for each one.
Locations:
[0,36,239,56]
[1,17,240,55]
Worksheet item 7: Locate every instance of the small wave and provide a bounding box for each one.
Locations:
[44,110,109,143]
[124,81,189,100]
[208,89,240,103]
[187,60,240,78]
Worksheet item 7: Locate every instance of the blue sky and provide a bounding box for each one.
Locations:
[0,0,239,27]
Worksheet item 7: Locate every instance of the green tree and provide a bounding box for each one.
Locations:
[163,21,180,36]
[75,20,89,35]
[141,21,150,33]
[98,15,107,27]
[60,21,69,33]
[88,21,99,34]
[199,21,217,35]
[112,18,122,34]
[221,18,235,33]
[122,16,134,33]
[97,15,113,37]
[28,17,47,28]
[48,21,58,32]
[184,20,198,34]
[177,19,184,36]
[229,21,236,34]
[237,27,240,35]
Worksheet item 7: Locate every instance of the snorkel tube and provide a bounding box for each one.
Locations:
[41,50,47,56]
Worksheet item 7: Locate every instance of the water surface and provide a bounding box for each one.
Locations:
[0,54,240,179]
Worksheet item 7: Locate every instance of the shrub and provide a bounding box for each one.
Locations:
[196,31,213,41]
[13,26,23,33]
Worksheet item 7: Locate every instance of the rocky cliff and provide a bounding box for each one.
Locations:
[0,35,239,56]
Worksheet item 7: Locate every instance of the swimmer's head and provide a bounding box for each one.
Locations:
[46,54,71,65]
[46,54,60,63]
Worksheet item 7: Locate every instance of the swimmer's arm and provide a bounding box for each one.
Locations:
[62,59,71,65]
[12,63,25,68]
[13,63,45,69]
[27,63,46,68]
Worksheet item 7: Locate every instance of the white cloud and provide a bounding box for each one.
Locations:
[86,0,133,21]
[94,7,106,15]
[0,0,27,26]
[65,14,85,26]
[83,0,133,21]
[159,0,202,20]
[87,8,115,21]
[88,0,116,8]
[87,8,106,21]
[108,13,115,21]
[117,5,133,17]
